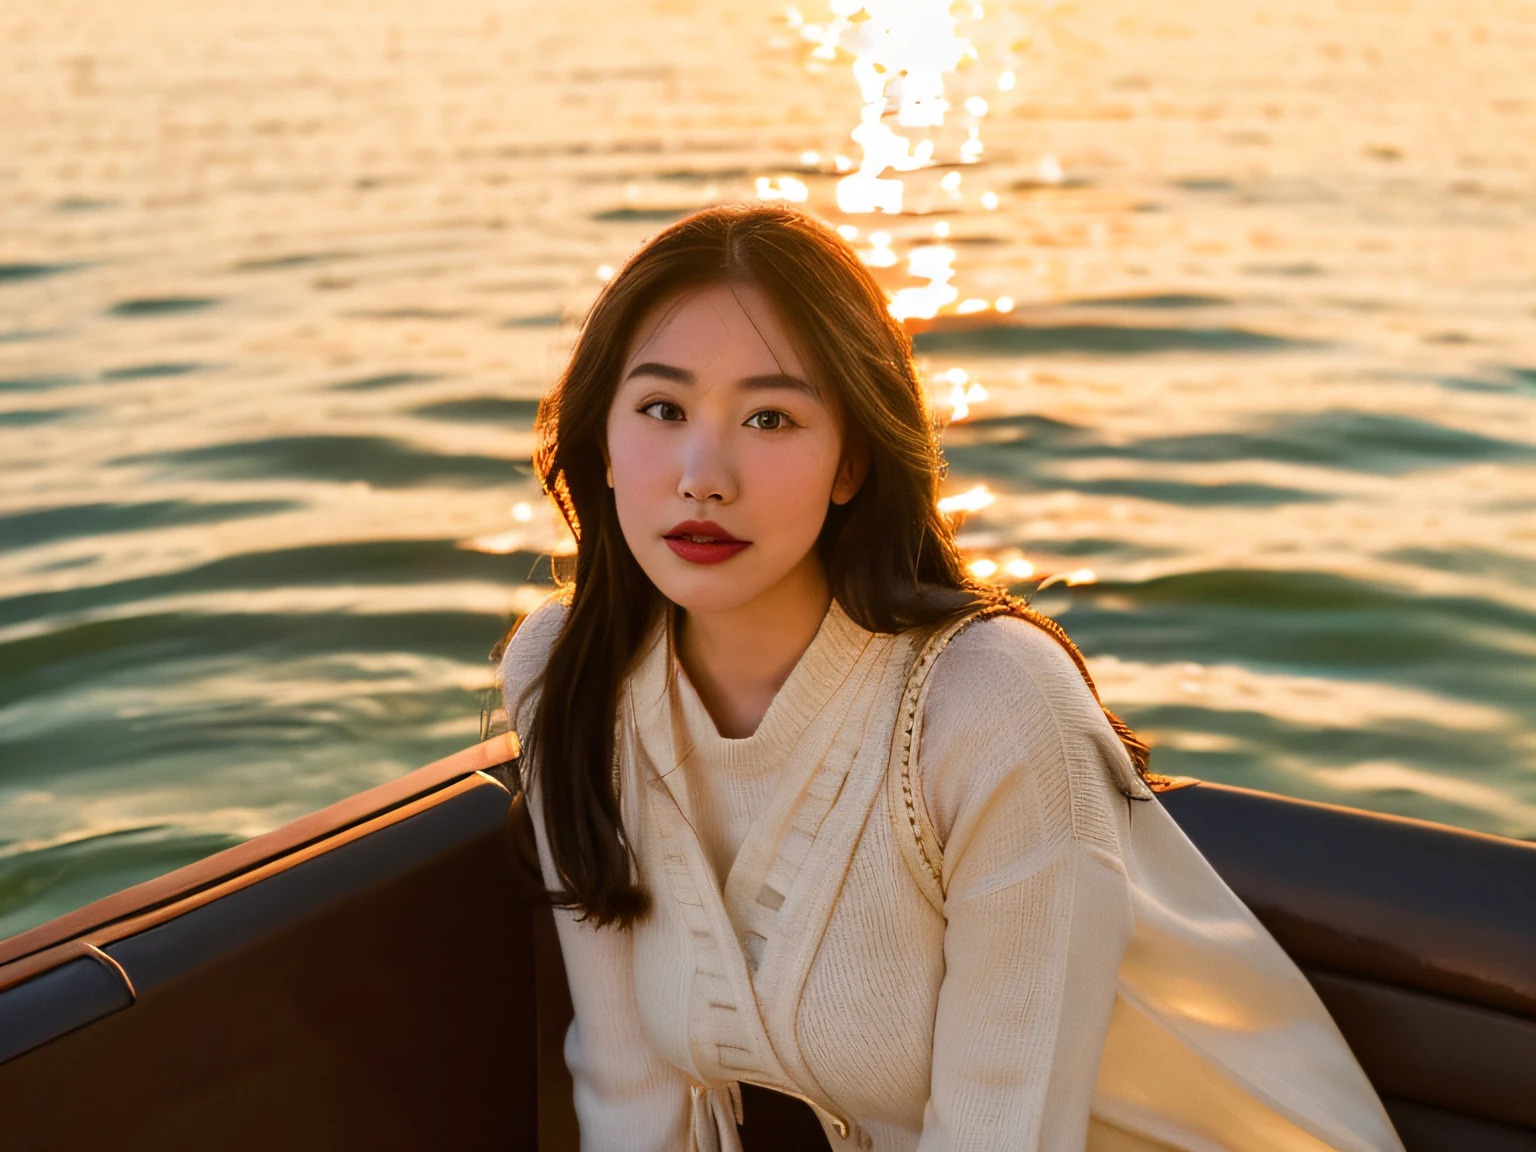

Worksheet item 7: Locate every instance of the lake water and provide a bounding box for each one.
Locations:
[2,0,1534,939]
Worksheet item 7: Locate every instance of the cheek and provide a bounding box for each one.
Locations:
[741,432,842,524]
[607,414,674,495]
[605,417,686,568]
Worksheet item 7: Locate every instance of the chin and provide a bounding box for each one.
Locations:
[640,552,779,616]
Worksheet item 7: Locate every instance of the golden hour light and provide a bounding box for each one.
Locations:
[825,0,974,215]
[863,230,897,267]
[459,501,556,556]
[968,553,1034,583]
[459,532,521,556]
[934,368,988,422]
[780,1,1023,325]
[937,484,995,515]
[888,243,958,320]
[756,175,810,203]
[1037,568,1098,590]
[5,7,1534,1137]
[813,4,988,204]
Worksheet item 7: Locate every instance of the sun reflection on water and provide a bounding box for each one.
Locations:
[2,0,1534,940]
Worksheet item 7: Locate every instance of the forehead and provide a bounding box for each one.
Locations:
[623,281,810,381]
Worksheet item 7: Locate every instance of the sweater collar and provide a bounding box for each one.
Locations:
[630,598,876,777]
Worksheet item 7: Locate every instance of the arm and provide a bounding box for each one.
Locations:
[916,618,1135,1150]
[499,599,693,1150]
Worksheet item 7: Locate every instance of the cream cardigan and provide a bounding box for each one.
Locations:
[499,596,1403,1152]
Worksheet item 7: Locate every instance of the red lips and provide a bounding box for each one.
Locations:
[663,520,750,565]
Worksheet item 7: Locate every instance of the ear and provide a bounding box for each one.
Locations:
[831,438,870,506]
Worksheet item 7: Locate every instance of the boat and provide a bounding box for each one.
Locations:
[1,733,1531,1150]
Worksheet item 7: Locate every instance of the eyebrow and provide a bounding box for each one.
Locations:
[624,361,821,400]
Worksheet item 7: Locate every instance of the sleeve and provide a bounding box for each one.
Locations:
[498,596,693,1150]
[914,617,1136,1151]
[496,593,569,739]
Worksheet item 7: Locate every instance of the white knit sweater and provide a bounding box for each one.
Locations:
[500,596,1403,1152]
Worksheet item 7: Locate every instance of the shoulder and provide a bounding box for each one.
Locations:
[916,611,1132,854]
[929,611,1088,697]
[497,591,570,723]
[922,612,1105,741]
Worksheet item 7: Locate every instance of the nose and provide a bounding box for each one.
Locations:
[676,426,735,504]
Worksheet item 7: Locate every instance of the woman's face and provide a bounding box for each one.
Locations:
[605,280,864,616]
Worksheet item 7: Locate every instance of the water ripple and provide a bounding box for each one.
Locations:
[1,0,1532,940]
[914,320,1315,355]
[120,435,514,488]
[107,297,220,317]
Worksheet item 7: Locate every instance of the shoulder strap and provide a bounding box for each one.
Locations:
[885,601,1159,914]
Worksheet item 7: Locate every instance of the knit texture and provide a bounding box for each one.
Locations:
[666,604,872,888]
[500,596,1403,1152]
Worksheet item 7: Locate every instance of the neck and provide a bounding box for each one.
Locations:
[674,554,832,739]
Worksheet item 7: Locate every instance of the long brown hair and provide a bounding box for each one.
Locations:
[518,204,992,927]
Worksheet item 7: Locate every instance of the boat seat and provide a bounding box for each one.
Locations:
[0,743,541,1151]
[2,744,1531,1152]
[1161,782,1536,1151]
[0,952,134,1066]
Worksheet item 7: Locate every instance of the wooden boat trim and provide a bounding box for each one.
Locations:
[0,733,519,970]
[1167,778,1536,848]
[82,943,135,1000]
[93,771,502,945]
[1160,780,1536,1019]
[0,938,137,998]
[0,771,505,994]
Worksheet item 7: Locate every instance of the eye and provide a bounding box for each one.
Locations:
[744,409,792,431]
[640,400,685,422]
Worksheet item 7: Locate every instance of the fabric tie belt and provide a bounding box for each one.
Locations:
[689,1081,744,1152]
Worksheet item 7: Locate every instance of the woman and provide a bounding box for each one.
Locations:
[498,204,1402,1151]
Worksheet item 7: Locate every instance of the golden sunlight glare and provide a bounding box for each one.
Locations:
[937,484,995,515]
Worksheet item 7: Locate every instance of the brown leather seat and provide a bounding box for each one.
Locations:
[0,744,540,1151]
[1160,782,1536,1151]
[1,745,1530,1151]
